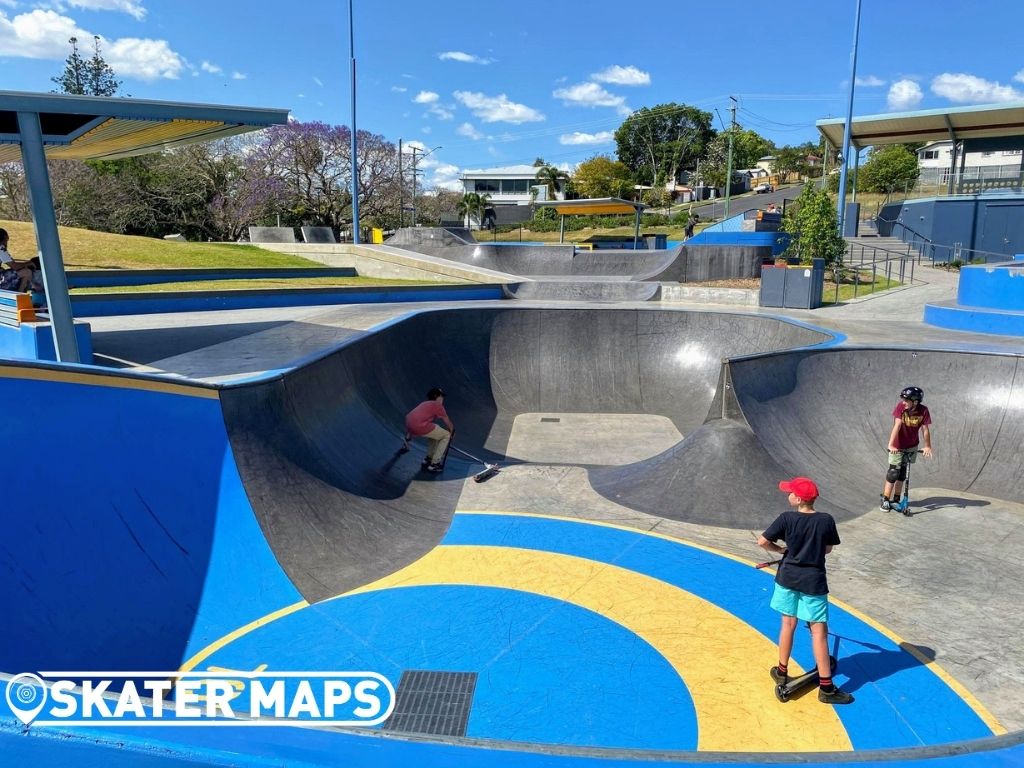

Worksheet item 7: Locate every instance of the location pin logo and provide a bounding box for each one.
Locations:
[5,673,48,725]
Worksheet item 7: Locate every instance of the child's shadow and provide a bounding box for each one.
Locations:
[834,636,937,694]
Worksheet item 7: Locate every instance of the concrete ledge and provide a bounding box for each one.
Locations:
[253,242,520,284]
[924,300,1024,336]
[0,320,93,363]
[660,284,759,306]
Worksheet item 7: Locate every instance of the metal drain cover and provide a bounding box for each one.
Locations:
[384,670,477,737]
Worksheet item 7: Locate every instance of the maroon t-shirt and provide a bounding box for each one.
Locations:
[405,400,449,437]
[891,402,931,449]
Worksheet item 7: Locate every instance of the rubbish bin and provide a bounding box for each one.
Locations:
[759,258,825,309]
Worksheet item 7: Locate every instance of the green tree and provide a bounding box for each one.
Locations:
[52,36,120,96]
[534,165,568,201]
[772,146,808,182]
[698,134,730,188]
[730,128,774,171]
[781,183,846,271]
[614,103,714,186]
[859,144,920,197]
[456,192,482,227]
[572,155,633,199]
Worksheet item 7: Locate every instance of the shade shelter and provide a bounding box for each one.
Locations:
[0,91,290,363]
[817,100,1024,197]
[535,198,649,248]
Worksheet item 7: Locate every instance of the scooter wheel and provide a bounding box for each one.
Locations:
[774,684,789,703]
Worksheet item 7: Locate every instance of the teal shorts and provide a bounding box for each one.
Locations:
[770,583,830,624]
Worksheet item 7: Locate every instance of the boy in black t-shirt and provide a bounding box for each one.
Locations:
[758,476,853,705]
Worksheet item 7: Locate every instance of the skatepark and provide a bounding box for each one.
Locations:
[3,246,1024,766]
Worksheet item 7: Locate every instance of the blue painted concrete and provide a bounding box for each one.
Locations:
[687,213,791,255]
[0,320,93,363]
[70,284,504,317]
[923,303,1024,336]
[66,268,357,288]
[0,366,302,676]
[201,585,696,750]
[957,262,1024,311]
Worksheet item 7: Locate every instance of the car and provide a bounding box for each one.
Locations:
[753,183,774,194]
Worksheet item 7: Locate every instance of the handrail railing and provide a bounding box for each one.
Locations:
[829,239,925,304]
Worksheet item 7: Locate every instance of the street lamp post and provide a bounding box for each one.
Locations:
[837,0,863,236]
[409,145,441,226]
[348,0,360,244]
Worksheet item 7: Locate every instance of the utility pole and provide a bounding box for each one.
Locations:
[724,96,737,220]
[410,145,422,226]
[398,138,403,228]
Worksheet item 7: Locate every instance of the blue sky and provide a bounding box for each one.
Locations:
[3,0,1024,189]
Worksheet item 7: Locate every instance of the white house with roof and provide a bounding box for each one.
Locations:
[916,141,1024,186]
[460,165,565,205]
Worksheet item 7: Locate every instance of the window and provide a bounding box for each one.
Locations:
[1003,150,1022,156]
[501,179,529,194]
[922,150,939,160]
[474,179,499,193]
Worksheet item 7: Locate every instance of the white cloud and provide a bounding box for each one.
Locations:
[453,90,544,123]
[0,10,184,80]
[855,75,886,87]
[68,0,146,21]
[931,72,1023,103]
[553,81,626,110]
[591,64,650,86]
[231,71,245,80]
[427,103,454,120]
[413,90,439,104]
[391,85,407,93]
[887,79,923,111]
[429,162,461,191]
[421,126,431,134]
[457,122,485,140]
[559,130,614,146]
[438,50,493,65]
[200,60,222,75]
[313,76,323,87]
[106,37,184,80]
[1015,69,1024,84]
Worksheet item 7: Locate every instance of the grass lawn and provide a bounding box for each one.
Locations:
[1,219,321,270]
[821,272,902,304]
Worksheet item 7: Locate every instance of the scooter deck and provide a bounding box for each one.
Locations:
[773,655,837,702]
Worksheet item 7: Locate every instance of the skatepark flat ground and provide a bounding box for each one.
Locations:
[8,260,1024,764]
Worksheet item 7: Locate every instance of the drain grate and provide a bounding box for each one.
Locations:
[383,670,477,737]
[540,417,561,423]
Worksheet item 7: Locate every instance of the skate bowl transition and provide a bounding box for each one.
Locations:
[2,306,1023,767]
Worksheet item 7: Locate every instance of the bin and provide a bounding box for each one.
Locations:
[759,258,825,309]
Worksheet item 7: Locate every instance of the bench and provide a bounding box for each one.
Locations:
[0,290,38,326]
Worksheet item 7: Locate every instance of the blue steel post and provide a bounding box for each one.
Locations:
[17,110,80,363]
[837,0,863,235]
[348,0,360,244]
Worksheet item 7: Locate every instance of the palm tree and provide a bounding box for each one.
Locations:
[456,192,481,228]
[534,165,567,201]
[474,193,492,228]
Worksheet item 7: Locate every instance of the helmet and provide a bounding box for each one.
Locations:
[900,386,924,402]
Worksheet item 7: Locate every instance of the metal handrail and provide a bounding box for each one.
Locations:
[828,240,925,304]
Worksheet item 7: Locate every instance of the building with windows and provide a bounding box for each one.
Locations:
[460,165,567,226]
[916,140,1024,188]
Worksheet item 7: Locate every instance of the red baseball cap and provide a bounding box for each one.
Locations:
[778,476,819,501]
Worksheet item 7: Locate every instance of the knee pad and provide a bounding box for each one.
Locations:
[885,463,904,483]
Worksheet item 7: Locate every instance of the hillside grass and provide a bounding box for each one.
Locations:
[1,219,320,270]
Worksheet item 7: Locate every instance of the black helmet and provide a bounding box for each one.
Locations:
[427,387,446,400]
[900,386,924,402]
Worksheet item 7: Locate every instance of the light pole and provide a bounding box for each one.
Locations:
[837,0,863,236]
[348,0,360,243]
[724,95,737,219]
[409,145,441,226]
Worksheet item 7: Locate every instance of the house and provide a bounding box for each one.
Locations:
[916,141,1024,187]
[459,164,566,225]
[756,156,776,173]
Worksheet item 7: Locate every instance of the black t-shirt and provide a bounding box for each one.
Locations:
[762,509,840,596]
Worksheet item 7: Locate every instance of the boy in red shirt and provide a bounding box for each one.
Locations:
[404,388,455,473]
[880,386,933,511]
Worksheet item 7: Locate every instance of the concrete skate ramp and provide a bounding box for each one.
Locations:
[386,228,768,282]
[592,347,1024,525]
[220,308,831,601]
[502,280,662,301]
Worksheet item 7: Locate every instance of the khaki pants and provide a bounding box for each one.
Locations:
[423,425,451,464]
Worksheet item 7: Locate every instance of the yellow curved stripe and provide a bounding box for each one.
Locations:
[458,510,1006,735]
[345,544,852,753]
[0,364,219,399]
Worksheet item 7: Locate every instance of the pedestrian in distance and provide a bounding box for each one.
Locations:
[684,212,699,239]
[758,476,854,705]
[403,387,454,473]
[880,386,933,511]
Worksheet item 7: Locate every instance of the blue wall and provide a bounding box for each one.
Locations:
[0,320,93,363]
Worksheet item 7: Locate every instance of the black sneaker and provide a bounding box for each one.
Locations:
[769,666,788,685]
[879,496,891,512]
[818,686,854,705]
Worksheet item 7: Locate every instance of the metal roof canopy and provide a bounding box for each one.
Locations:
[535,198,649,246]
[0,91,289,363]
